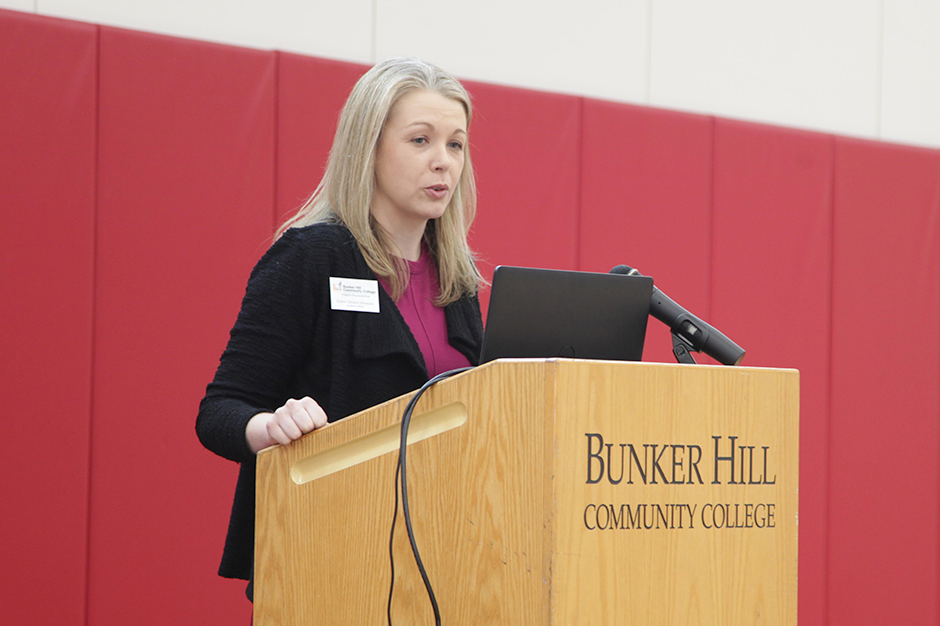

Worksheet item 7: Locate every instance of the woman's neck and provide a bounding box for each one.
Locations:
[373,214,426,262]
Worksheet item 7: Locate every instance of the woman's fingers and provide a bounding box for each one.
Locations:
[267,397,327,444]
[298,396,329,430]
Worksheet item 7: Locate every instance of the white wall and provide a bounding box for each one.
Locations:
[649,1,883,140]
[4,0,939,148]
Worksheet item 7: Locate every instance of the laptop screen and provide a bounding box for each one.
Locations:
[480,266,653,364]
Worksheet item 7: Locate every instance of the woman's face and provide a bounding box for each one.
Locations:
[371,89,467,232]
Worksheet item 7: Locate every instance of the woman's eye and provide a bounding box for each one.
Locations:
[413,137,427,145]
[448,141,463,150]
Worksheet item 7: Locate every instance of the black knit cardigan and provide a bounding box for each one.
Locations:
[196,222,483,580]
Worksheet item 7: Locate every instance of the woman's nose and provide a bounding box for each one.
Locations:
[429,143,450,171]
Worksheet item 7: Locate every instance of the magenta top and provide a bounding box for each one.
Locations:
[381,250,472,377]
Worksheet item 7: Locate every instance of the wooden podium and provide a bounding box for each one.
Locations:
[254,359,798,625]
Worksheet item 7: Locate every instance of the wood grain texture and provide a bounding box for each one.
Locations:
[255,359,798,625]
[552,361,798,625]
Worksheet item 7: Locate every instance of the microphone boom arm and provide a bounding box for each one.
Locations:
[610,265,745,366]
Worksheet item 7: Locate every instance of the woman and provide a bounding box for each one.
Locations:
[196,57,485,594]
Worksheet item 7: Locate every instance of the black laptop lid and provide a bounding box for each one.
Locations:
[480,266,653,363]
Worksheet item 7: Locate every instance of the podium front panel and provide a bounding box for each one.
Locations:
[551,361,798,625]
[254,360,556,625]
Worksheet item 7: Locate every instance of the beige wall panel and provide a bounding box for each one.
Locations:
[375,0,651,103]
[0,1,35,12]
[37,0,374,60]
[881,0,940,147]
[650,0,882,139]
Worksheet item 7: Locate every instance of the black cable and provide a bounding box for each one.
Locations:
[386,460,401,626]
[386,366,474,626]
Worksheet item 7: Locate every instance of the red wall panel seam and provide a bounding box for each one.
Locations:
[935,156,940,626]
[273,51,281,235]
[84,22,101,626]
[706,116,716,321]
[822,131,837,626]
[574,96,584,271]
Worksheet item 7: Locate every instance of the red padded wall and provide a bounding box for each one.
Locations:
[463,81,582,316]
[91,27,276,625]
[829,138,940,625]
[580,100,713,363]
[711,119,834,626]
[276,53,367,226]
[0,11,96,626]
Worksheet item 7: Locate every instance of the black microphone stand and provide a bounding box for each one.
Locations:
[671,332,697,364]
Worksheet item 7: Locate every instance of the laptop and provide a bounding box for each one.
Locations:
[479,266,653,364]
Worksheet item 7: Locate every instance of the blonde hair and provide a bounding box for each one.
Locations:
[277,57,482,305]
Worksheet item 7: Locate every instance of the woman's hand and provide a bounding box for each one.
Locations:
[245,397,328,454]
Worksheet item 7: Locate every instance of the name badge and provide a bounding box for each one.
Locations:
[329,277,380,313]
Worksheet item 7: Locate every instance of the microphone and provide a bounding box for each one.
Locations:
[610,265,745,366]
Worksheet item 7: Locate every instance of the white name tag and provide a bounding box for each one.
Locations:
[329,277,380,313]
